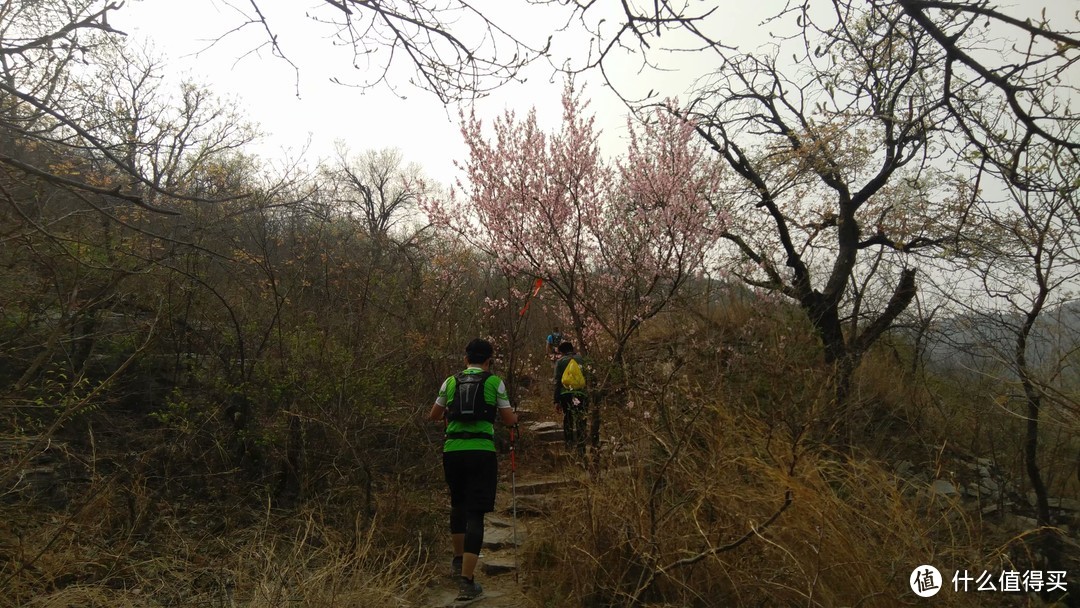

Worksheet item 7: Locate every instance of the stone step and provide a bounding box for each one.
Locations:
[523,420,561,433]
[482,524,523,551]
[531,429,565,443]
[513,477,573,496]
[534,447,582,468]
[485,514,514,528]
[480,554,518,576]
[506,494,558,517]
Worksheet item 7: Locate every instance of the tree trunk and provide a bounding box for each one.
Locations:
[279,411,305,504]
[1015,291,1071,604]
[802,269,917,408]
[802,293,850,406]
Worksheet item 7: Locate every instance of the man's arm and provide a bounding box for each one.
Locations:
[427,403,446,422]
[428,378,451,421]
[499,406,518,426]
[494,379,517,426]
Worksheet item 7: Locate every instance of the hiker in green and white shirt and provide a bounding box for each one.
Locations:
[553,341,588,458]
[427,338,517,601]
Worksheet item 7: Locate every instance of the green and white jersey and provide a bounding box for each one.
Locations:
[435,366,511,452]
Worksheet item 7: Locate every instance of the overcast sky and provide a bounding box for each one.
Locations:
[112,1,772,187]
[114,1,1076,189]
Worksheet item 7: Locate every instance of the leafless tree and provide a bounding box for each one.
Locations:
[234,0,548,103]
[73,42,260,198]
[526,1,1078,398]
[889,0,1080,184]
[0,0,543,214]
[935,116,1080,592]
[534,1,1079,152]
[683,6,968,410]
[0,0,188,211]
[321,144,427,240]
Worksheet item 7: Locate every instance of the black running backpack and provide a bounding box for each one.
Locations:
[447,371,495,423]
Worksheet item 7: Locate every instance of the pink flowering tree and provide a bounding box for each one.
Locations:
[424,86,724,409]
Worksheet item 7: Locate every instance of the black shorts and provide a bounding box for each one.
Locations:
[442,450,498,513]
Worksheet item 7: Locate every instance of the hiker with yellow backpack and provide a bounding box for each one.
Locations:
[553,341,588,458]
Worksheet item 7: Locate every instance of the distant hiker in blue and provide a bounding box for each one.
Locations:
[545,327,563,358]
[553,341,588,458]
[427,338,518,601]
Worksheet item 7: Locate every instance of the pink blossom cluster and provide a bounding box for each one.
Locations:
[421,85,726,353]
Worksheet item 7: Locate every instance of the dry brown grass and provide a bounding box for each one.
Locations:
[511,297,1066,607]
[1,475,440,608]
[6,290,1077,608]
[520,400,995,607]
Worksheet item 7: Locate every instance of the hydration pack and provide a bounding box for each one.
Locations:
[447,371,495,423]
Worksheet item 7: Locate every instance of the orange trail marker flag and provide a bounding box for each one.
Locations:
[518,278,544,317]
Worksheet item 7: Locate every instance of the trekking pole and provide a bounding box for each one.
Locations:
[510,424,519,583]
